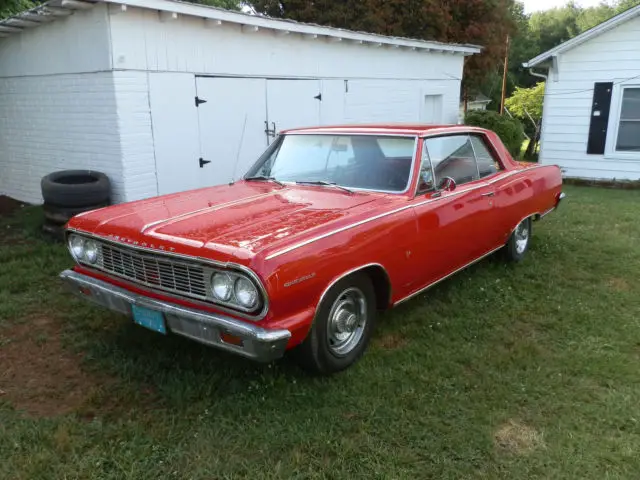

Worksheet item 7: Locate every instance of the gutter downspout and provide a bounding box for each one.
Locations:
[524,66,549,163]
[528,67,548,81]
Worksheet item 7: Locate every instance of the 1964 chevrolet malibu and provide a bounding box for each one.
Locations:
[60,124,564,374]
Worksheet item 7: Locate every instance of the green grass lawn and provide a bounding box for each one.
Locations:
[1,185,640,479]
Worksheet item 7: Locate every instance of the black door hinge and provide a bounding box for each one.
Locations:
[314,93,322,101]
[195,96,207,107]
[199,158,211,168]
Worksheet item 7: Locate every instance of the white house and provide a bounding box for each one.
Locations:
[524,5,640,181]
[0,0,480,204]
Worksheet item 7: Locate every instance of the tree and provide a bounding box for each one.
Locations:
[0,0,38,19]
[505,82,544,158]
[505,82,544,122]
[184,0,240,10]
[465,110,524,158]
[248,0,517,93]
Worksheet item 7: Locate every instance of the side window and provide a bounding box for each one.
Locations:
[417,142,435,193]
[424,135,479,186]
[471,136,504,178]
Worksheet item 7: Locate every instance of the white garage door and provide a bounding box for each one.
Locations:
[266,79,322,137]
[195,77,269,186]
[151,74,450,195]
[149,72,202,196]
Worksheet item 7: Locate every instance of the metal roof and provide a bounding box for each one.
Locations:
[0,0,482,55]
[283,124,483,137]
[524,3,640,68]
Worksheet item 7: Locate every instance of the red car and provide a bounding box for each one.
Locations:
[60,124,564,374]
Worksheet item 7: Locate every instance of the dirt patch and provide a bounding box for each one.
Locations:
[0,195,25,217]
[0,316,114,417]
[607,277,630,292]
[494,420,545,455]
[375,332,409,350]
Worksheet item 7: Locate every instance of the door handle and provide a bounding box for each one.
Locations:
[199,158,211,168]
[481,192,495,197]
[264,121,277,138]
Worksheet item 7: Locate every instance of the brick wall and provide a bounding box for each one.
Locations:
[0,71,159,204]
[113,71,159,202]
[0,73,124,204]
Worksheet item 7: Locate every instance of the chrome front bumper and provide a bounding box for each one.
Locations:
[59,270,291,362]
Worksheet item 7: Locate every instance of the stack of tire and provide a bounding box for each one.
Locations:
[41,170,111,239]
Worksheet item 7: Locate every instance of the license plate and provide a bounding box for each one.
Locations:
[131,304,167,335]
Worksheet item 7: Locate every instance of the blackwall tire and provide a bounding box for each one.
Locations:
[42,221,65,241]
[43,201,108,225]
[504,217,532,262]
[294,272,376,375]
[41,170,110,208]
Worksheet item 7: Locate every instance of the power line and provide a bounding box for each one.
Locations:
[540,73,640,98]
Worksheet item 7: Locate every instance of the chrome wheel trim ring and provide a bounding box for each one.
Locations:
[326,287,367,357]
[515,220,530,254]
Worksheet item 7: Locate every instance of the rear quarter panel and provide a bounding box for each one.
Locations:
[493,164,563,244]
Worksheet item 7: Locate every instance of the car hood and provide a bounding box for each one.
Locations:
[69,182,395,262]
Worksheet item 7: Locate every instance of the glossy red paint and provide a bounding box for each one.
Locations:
[66,125,563,350]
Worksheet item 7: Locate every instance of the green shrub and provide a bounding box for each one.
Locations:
[464,110,525,159]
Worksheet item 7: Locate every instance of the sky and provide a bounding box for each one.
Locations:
[522,0,608,13]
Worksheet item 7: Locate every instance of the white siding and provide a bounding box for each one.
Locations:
[0,4,111,77]
[107,6,463,120]
[540,15,640,180]
[0,73,126,204]
[0,2,469,204]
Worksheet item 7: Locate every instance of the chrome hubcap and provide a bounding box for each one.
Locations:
[515,221,529,254]
[326,287,367,357]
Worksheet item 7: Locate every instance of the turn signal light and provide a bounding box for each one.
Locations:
[220,332,243,346]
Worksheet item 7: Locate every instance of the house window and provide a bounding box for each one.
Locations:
[616,87,640,152]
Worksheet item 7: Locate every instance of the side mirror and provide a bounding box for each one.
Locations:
[438,176,457,192]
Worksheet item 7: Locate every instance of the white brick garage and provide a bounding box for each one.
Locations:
[0,0,479,204]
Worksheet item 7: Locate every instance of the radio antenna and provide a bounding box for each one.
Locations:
[230,113,248,185]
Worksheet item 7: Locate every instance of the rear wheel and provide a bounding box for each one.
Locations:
[505,217,531,262]
[294,273,376,375]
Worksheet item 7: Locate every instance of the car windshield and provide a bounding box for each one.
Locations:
[246,134,416,193]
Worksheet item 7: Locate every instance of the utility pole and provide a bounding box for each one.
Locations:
[500,35,510,115]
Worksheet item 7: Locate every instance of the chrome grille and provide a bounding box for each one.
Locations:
[98,243,208,300]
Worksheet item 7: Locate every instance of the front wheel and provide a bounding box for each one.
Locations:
[294,273,376,375]
[504,217,531,262]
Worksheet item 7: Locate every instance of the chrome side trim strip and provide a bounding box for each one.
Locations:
[315,263,390,318]
[538,206,555,219]
[265,169,532,260]
[65,228,270,321]
[394,246,504,306]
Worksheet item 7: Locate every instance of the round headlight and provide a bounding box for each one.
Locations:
[234,277,258,309]
[211,273,233,301]
[84,239,99,264]
[69,235,85,261]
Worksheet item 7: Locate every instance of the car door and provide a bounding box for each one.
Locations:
[469,134,512,248]
[410,134,498,287]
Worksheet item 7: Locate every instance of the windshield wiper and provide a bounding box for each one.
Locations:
[244,176,285,187]
[295,180,354,194]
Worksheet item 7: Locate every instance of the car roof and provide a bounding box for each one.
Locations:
[281,124,485,136]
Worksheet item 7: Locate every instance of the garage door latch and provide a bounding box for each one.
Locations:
[195,96,207,107]
[199,158,211,168]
